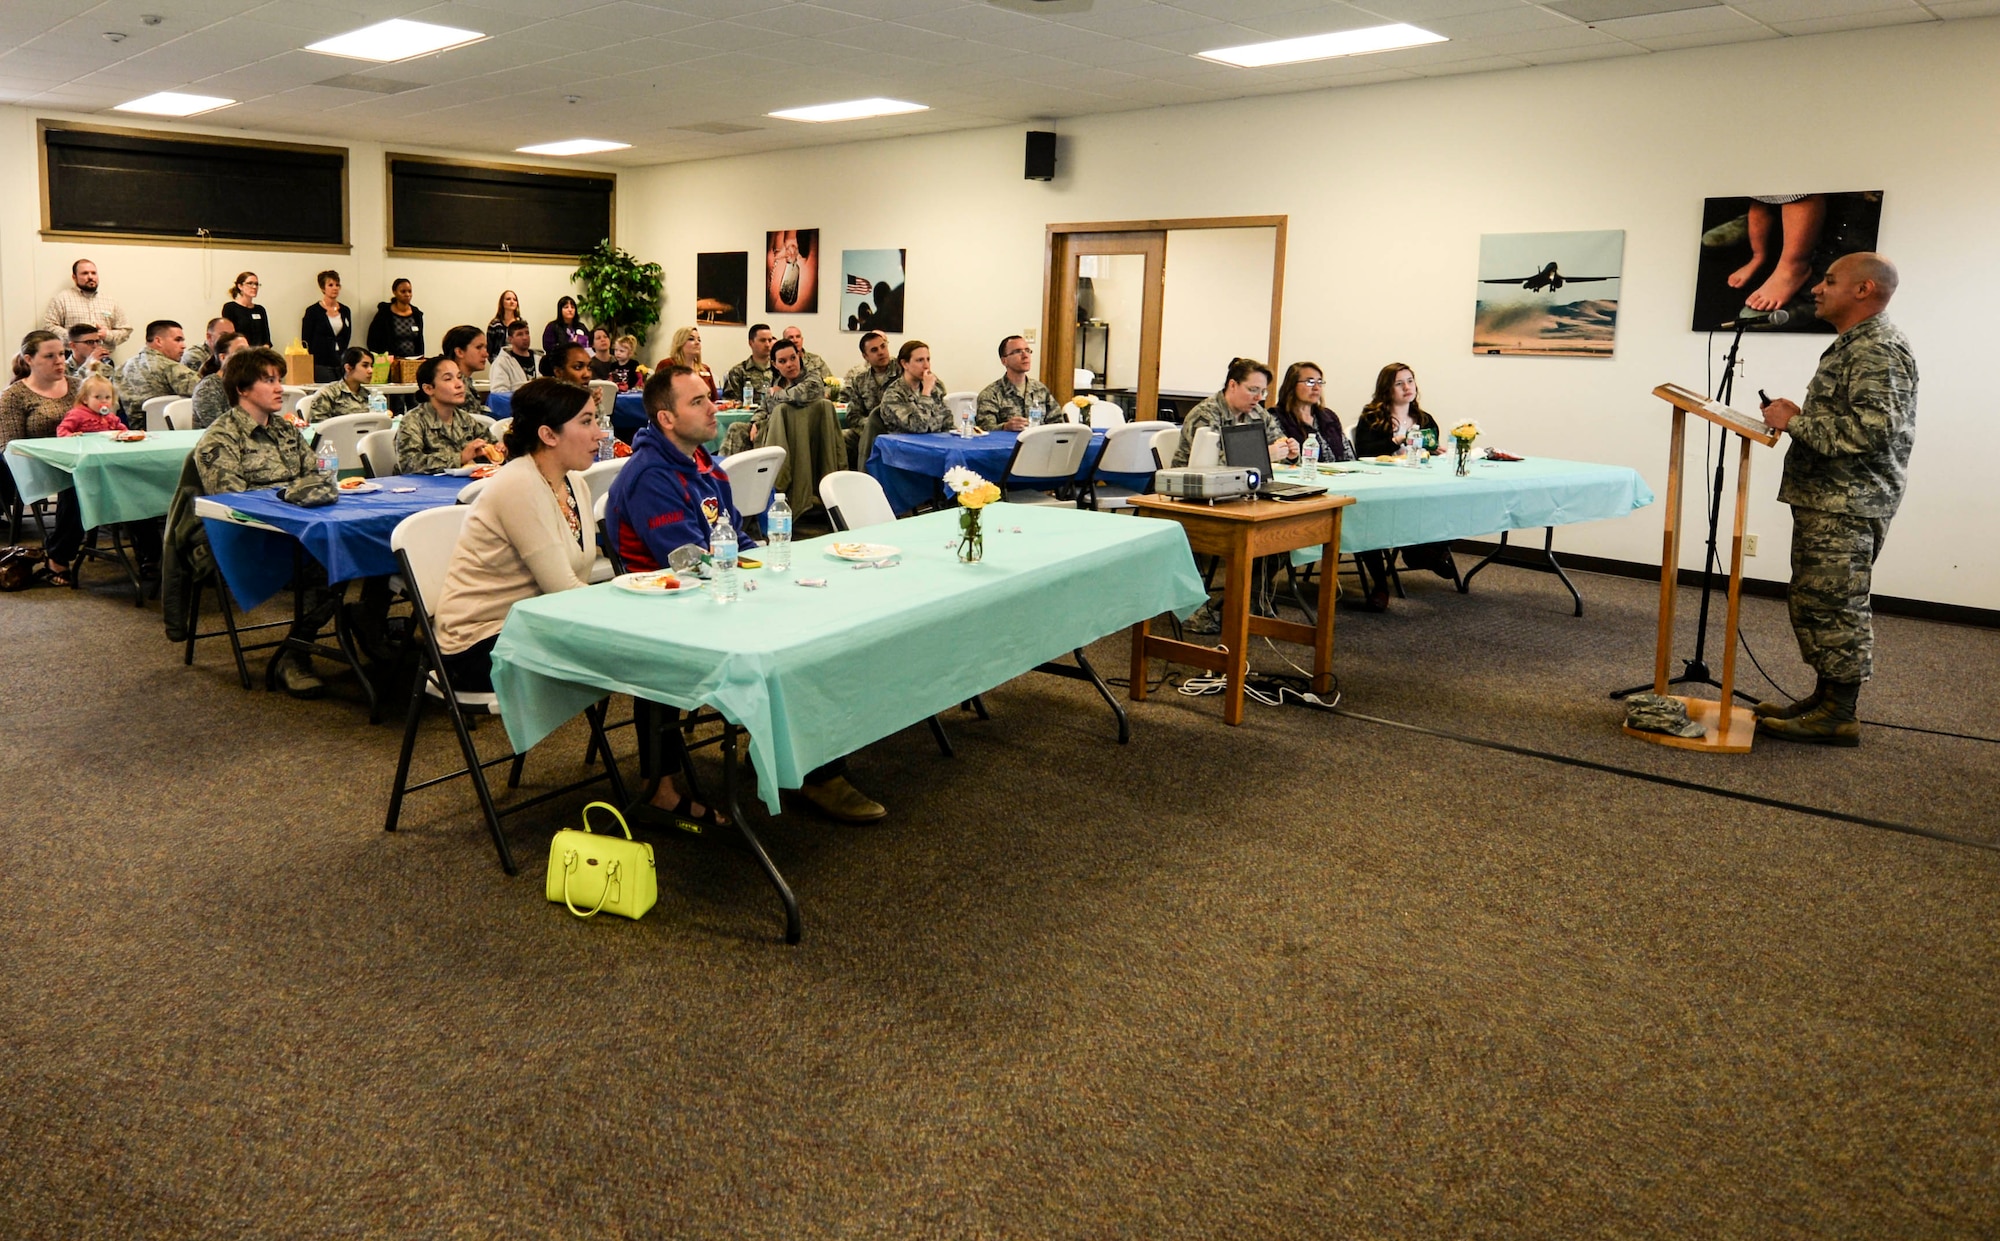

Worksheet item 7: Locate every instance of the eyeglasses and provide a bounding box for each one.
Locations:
[1299,378,1324,388]
[1241,386,1268,398]
[1005,347,1033,357]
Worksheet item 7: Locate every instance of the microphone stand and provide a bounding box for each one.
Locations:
[1612,324,1762,704]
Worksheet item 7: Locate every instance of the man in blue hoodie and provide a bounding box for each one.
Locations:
[606,364,887,825]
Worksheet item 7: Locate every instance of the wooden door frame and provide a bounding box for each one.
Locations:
[1041,215,1288,421]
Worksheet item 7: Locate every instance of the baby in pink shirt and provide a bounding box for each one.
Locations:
[56,375,127,436]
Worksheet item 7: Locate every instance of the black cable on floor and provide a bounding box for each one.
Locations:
[1329,705,2000,854]
[1736,627,2000,745]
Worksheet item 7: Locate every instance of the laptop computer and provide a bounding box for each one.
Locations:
[1221,422,1320,499]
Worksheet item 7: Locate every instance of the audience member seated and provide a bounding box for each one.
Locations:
[877,340,953,434]
[722,323,777,406]
[1273,361,1354,464]
[486,290,521,362]
[660,326,717,398]
[300,270,352,383]
[43,375,127,584]
[2,331,75,452]
[191,332,247,429]
[608,334,644,392]
[430,379,603,695]
[542,296,588,356]
[1352,361,1454,604]
[720,338,822,455]
[488,320,537,394]
[42,259,131,348]
[219,271,271,347]
[539,342,594,386]
[604,365,886,827]
[193,347,331,697]
[180,316,229,375]
[976,335,1055,431]
[440,325,490,418]
[1171,357,1296,468]
[65,324,117,393]
[366,278,424,363]
[310,347,378,422]
[396,356,493,474]
[588,326,616,381]
[839,330,898,463]
[117,319,198,427]
[782,325,831,382]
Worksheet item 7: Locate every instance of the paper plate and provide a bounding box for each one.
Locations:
[827,542,900,562]
[611,571,701,596]
[338,479,381,493]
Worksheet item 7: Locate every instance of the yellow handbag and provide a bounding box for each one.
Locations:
[546,802,657,920]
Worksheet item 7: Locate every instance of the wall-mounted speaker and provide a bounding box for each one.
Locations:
[1025,131,1056,181]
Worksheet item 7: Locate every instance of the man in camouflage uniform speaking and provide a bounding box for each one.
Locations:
[1754,252,1917,746]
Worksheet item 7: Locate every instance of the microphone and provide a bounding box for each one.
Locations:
[1716,309,1792,330]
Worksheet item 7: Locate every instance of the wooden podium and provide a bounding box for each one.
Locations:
[1626,383,1780,753]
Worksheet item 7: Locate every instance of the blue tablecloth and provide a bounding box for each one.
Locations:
[867,429,1152,514]
[487,389,648,436]
[202,474,466,609]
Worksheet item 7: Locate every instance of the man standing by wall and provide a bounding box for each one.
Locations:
[1755,252,1917,746]
[43,259,132,348]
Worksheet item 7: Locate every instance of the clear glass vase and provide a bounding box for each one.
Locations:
[957,508,984,563]
[1455,442,1472,476]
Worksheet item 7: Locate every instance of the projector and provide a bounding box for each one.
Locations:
[1154,466,1258,500]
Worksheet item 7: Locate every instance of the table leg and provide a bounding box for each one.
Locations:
[1314,517,1340,694]
[722,727,802,945]
[1128,619,1151,701]
[1221,547,1252,726]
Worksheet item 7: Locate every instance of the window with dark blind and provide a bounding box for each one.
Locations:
[387,156,614,258]
[42,123,347,247]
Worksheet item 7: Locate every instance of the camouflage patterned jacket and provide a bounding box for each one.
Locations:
[840,363,899,429]
[722,357,777,405]
[192,375,231,429]
[1171,391,1284,468]
[975,376,1058,430]
[800,351,831,383]
[195,405,313,495]
[180,342,213,375]
[1777,313,1918,518]
[396,402,487,474]
[765,372,825,410]
[310,379,375,423]
[117,346,198,423]
[877,374,954,434]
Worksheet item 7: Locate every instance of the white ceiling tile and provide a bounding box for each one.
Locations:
[1468,24,1631,56]
[1590,6,1771,38]
[1516,41,1643,63]
[1406,52,1532,75]
[1927,0,2000,15]
[1234,5,1423,39]
[1426,6,1586,39]
[1056,1,1227,38]
[1348,0,1526,22]
[1769,9,1936,34]
[1634,26,1785,49]
[1728,0,1921,20]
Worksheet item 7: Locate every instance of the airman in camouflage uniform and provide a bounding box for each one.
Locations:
[396,402,490,474]
[1755,253,1916,746]
[118,339,198,427]
[194,403,314,496]
[310,377,375,423]
[720,343,825,456]
[1170,389,1287,468]
[976,375,1058,431]
[877,373,954,434]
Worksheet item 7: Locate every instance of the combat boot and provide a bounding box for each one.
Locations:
[1757,680,1860,746]
[277,654,326,700]
[1754,676,1825,720]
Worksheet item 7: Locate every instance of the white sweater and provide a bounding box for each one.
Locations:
[433,455,595,655]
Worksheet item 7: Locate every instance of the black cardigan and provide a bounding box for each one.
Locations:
[1353,408,1440,457]
[300,302,353,367]
[366,302,425,357]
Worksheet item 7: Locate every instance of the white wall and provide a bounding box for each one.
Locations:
[621,18,2000,610]
[1082,252,1144,389]
[1159,227,1276,395]
[0,107,616,367]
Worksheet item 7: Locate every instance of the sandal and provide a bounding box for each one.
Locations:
[632,788,730,834]
[43,560,72,588]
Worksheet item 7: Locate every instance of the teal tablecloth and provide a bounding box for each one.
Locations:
[1290,455,1653,562]
[5,430,203,527]
[491,505,1207,813]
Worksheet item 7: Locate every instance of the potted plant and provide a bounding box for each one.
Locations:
[572,240,664,350]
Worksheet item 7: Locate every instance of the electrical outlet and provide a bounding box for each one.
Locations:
[1022,328,1037,343]
[1745,534,1759,557]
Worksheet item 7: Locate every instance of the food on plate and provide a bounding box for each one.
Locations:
[831,543,871,558]
[113,431,147,442]
[469,464,501,480]
[628,572,682,591]
[338,477,371,491]
[612,439,632,458]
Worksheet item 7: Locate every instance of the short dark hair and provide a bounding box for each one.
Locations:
[997,335,1025,359]
[391,277,412,293]
[440,324,482,359]
[506,319,530,334]
[503,378,595,459]
[1225,357,1272,388]
[771,339,799,364]
[859,330,886,354]
[206,316,229,335]
[145,319,181,343]
[224,346,284,404]
[317,269,340,290]
[539,342,589,378]
[199,331,240,377]
[415,354,456,392]
[897,339,928,366]
[748,323,771,342]
[340,346,373,370]
[66,323,100,343]
[71,258,90,277]
[642,364,697,417]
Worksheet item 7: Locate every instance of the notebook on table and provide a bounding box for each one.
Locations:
[1221,422,1320,499]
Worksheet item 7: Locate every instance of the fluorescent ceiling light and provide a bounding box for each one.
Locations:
[112,92,235,117]
[517,139,631,157]
[768,97,927,123]
[1198,24,1448,68]
[306,19,485,62]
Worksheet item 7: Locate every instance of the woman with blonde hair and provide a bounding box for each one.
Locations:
[486,289,521,360]
[220,271,270,347]
[660,325,717,398]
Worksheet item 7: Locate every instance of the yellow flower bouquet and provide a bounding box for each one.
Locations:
[1449,419,1482,476]
[942,466,1001,562]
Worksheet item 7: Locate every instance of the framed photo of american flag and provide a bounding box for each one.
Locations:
[840,248,905,334]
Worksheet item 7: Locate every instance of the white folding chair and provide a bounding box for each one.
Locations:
[1084,422,1165,511]
[1072,368,1094,389]
[456,478,490,505]
[486,417,511,444]
[141,395,178,429]
[721,446,784,527]
[280,386,311,419]
[589,379,618,426]
[1087,399,1125,429]
[384,505,626,875]
[1150,426,1178,470]
[313,413,391,475]
[469,412,496,433]
[943,390,978,431]
[999,423,1092,506]
[295,392,317,423]
[1188,426,1221,468]
[820,470,896,531]
[578,457,629,583]
[358,429,399,479]
[159,397,196,431]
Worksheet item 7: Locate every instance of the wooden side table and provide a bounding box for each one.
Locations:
[1125,492,1353,725]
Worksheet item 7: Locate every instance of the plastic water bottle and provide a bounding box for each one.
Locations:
[316,438,338,478]
[595,410,613,462]
[1298,431,1319,479]
[765,494,792,571]
[367,390,388,416]
[1029,399,1044,427]
[742,383,754,409]
[710,511,738,603]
